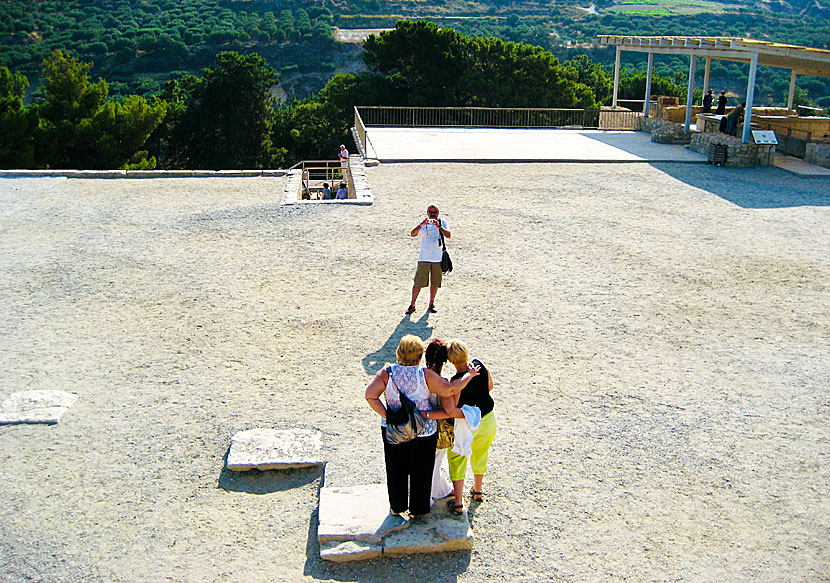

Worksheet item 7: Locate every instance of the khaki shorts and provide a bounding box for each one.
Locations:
[414,261,442,288]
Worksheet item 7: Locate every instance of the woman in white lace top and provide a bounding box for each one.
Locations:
[365,334,479,517]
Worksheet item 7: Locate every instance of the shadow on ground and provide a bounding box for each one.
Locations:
[652,162,830,208]
[362,313,434,375]
[583,131,707,162]
[217,449,326,494]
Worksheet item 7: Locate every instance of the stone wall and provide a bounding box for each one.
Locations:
[657,105,792,124]
[689,133,775,167]
[805,142,830,169]
[638,117,692,144]
[753,116,830,141]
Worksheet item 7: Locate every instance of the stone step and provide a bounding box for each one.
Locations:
[318,483,473,562]
[0,390,78,425]
[226,428,324,471]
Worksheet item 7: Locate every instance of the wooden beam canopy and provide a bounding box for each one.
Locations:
[598,35,830,78]
[598,35,830,144]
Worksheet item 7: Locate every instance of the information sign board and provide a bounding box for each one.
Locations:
[752,130,778,145]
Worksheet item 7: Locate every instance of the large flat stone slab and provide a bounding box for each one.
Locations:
[318,484,410,544]
[226,428,324,471]
[0,391,78,425]
[383,504,474,556]
[318,483,473,562]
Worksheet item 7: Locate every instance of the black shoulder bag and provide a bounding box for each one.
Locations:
[439,230,453,274]
[385,367,428,445]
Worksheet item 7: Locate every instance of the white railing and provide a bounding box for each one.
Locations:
[354,106,642,130]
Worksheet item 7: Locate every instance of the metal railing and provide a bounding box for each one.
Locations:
[287,159,353,200]
[353,107,379,159]
[355,106,642,130]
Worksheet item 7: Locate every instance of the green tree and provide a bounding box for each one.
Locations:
[279,10,296,40]
[363,21,596,108]
[0,66,38,167]
[618,70,688,104]
[91,95,167,169]
[36,50,108,167]
[273,72,399,163]
[156,52,279,169]
[564,55,612,105]
[35,50,165,169]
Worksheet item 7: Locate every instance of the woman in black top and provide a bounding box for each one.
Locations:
[445,339,496,515]
[716,90,728,116]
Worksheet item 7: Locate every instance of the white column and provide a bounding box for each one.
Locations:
[787,70,797,112]
[612,46,621,108]
[703,57,711,95]
[684,53,696,131]
[742,51,759,144]
[644,52,654,117]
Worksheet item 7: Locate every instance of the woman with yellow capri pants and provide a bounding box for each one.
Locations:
[445,339,496,515]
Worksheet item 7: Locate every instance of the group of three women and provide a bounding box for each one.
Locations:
[365,335,497,517]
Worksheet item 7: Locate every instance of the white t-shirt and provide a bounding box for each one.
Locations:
[418,218,447,263]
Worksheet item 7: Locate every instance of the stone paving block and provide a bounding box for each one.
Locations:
[226,428,323,471]
[0,170,68,177]
[383,503,474,556]
[318,484,409,543]
[0,390,78,425]
[318,483,473,561]
[66,170,127,179]
[127,170,195,178]
[215,170,262,177]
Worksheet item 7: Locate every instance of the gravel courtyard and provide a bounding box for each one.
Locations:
[0,163,828,583]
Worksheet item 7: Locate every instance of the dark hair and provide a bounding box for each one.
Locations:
[425,338,448,374]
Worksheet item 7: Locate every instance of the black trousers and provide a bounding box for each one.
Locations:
[381,427,438,515]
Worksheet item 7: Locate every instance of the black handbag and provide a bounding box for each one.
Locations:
[385,367,428,445]
[439,231,453,274]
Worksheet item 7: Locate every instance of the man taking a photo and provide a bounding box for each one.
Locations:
[407,205,450,315]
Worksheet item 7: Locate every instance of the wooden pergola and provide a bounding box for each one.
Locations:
[598,35,830,144]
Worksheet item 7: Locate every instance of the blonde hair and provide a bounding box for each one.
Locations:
[446,339,469,367]
[396,335,425,366]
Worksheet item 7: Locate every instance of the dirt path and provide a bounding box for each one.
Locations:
[0,164,828,582]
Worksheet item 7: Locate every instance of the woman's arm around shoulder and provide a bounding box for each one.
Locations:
[425,364,479,397]
[438,394,464,418]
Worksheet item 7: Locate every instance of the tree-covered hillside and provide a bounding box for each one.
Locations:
[0,1,828,124]
[1,22,695,169]
[2,0,828,104]
[0,0,350,98]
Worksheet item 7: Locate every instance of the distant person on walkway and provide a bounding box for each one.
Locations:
[335,182,348,200]
[702,89,714,113]
[406,205,450,315]
[338,144,349,169]
[365,335,479,517]
[321,182,331,200]
[716,90,728,115]
[445,339,496,516]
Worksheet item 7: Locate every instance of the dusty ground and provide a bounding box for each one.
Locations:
[0,163,828,583]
